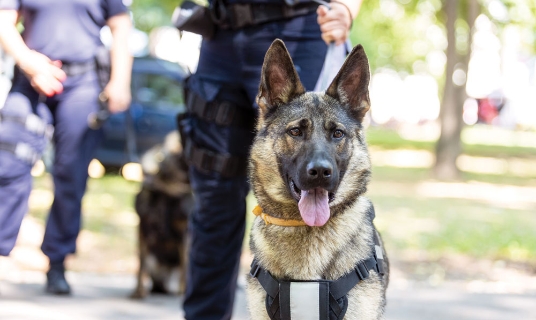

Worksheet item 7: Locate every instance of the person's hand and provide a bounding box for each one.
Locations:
[317,2,353,45]
[103,79,131,114]
[17,50,66,97]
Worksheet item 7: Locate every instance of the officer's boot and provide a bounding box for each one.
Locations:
[46,261,71,295]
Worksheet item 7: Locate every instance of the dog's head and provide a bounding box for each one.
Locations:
[250,39,371,227]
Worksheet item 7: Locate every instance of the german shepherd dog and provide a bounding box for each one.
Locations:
[130,132,193,298]
[246,40,389,319]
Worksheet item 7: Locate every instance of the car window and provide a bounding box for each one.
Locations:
[133,73,185,111]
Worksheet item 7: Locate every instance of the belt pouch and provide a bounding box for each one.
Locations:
[172,0,216,39]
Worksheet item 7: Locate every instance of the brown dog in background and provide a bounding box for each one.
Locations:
[130,131,193,298]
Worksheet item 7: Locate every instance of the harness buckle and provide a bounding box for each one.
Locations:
[250,263,261,278]
[355,263,369,281]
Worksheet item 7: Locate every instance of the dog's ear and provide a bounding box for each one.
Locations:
[257,39,305,116]
[325,45,371,122]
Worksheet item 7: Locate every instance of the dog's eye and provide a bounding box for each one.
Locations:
[333,129,345,139]
[288,128,302,137]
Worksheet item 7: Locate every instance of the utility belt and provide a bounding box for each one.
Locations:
[179,91,255,178]
[61,60,97,77]
[13,58,98,83]
[250,234,385,320]
[0,141,40,165]
[0,112,52,164]
[0,112,53,139]
[211,0,321,30]
[173,0,322,38]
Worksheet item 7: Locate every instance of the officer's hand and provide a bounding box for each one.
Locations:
[317,3,353,45]
[18,50,66,97]
[103,80,131,114]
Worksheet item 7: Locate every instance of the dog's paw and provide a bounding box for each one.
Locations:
[129,289,147,300]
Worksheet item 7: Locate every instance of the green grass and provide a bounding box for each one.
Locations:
[370,193,536,263]
[367,143,536,265]
[29,173,139,272]
[371,166,536,186]
[366,126,536,159]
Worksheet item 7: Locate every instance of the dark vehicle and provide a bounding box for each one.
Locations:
[94,57,189,167]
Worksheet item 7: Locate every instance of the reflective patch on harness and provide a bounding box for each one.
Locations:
[290,282,320,320]
[375,245,383,260]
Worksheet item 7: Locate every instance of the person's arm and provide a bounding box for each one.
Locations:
[317,0,363,45]
[104,12,132,114]
[0,10,66,96]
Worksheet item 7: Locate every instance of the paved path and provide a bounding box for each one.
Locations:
[1,271,535,320]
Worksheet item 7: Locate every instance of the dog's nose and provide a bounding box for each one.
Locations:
[307,160,332,179]
[298,150,338,191]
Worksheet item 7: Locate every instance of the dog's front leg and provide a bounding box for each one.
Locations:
[245,276,272,320]
[344,275,387,320]
[130,229,148,299]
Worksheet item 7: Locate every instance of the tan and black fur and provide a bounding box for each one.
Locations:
[130,132,193,299]
[246,40,389,319]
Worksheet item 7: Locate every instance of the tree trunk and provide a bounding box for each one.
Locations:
[434,0,463,180]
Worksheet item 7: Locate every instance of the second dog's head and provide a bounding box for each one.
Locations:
[249,39,372,227]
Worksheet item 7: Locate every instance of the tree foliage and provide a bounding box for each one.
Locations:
[130,0,180,33]
[350,0,536,74]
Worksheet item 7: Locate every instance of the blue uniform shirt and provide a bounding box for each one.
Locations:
[0,0,128,62]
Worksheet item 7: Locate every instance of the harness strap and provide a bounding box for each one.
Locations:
[328,256,378,300]
[250,241,384,320]
[250,262,279,298]
[329,293,343,315]
[0,112,53,139]
[187,92,255,129]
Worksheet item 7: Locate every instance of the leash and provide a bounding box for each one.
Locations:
[312,0,336,92]
[312,0,353,92]
[316,0,336,91]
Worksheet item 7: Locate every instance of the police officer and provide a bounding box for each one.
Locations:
[179,0,362,318]
[0,0,132,294]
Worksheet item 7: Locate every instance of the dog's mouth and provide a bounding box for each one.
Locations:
[289,178,335,227]
[289,179,335,203]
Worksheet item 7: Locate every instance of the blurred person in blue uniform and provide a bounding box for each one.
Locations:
[179,0,362,318]
[0,0,132,294]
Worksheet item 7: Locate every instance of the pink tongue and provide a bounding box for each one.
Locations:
[298,188,330,226]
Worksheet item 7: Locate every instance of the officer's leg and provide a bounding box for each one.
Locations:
[184,165,250,319]
[182,80,255,319]
[0,84,46,256]
[41,76,102,265]
[0,173,32,256]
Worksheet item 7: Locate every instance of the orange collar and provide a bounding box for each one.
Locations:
[253,205,308,227]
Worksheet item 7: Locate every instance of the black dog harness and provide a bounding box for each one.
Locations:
[250,236,385,320]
